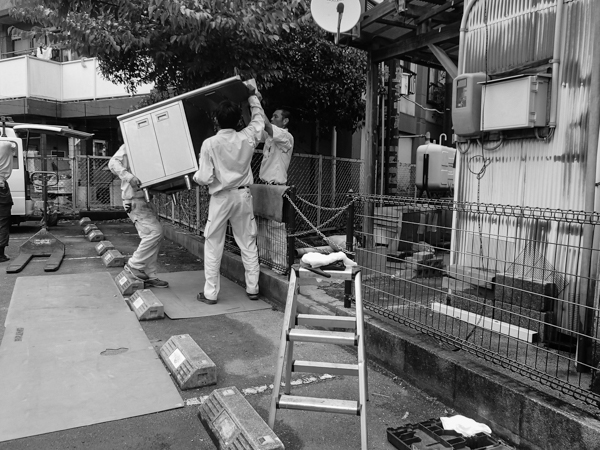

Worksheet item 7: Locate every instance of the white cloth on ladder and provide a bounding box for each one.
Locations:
[300,251,357,269]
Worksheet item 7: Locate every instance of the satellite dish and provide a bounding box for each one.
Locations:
[310,0,361,34]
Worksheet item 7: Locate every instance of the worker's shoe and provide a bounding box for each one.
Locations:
[144,278,169,288]
[197,292,218,305]
[247,292,260,301]
[125,263,149,281]
[0,255,9,263]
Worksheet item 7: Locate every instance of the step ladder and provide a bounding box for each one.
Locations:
[268,264,369,449]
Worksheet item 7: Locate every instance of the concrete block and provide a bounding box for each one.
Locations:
[412,241,435,253]
[356,247,389,273]
[79,217,91,227]
[494,274,557,312]
[95,240,115,256]
[129,289,164,320]
[87,230,105,242]
[114,270,144,296]
[451,295,555,343]
[448,265,496,290]
[83,223,98,234]
[101,249,127,267]
[198,386,284,450]
[160,334,217,390]
[413,251,434,261]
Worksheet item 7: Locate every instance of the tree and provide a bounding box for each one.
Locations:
[10,0,365,131]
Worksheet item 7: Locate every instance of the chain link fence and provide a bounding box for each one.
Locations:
[73,156,122,211]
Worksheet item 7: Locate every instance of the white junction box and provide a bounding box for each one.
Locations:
[480,75,549,131]
[118,76,252,195]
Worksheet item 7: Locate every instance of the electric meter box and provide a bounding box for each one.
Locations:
[452,72,488,137]
[480,74,549,131]
[416,143,456,191]
[117,76,252,195]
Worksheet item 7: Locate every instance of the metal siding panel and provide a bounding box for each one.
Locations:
[455,0,594,313]
[458,0,593,211]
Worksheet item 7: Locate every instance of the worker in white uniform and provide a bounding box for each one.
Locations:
[258,108,294,273]
[109,143,169,288]
[0,141,15,263]
[193,83,265,304]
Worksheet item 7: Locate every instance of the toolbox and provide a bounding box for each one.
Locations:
[387,419,513,450]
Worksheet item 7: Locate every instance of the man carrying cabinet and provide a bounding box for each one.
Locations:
[109,136,169,288]
[193,81,265,305]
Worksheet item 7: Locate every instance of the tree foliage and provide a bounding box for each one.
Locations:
[10,0,366,130]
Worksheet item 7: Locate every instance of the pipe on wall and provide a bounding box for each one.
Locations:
[577,0,600,370]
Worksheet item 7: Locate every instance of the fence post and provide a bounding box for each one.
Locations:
[317,155,322,227]
[285,187,296,274]
[344,190,355,308]
[86,155,91,210]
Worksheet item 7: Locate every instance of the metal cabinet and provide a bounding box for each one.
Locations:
[118,76,251,196]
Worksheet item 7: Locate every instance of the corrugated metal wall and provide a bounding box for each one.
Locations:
[458,0,595,211]
[454,0,597,330]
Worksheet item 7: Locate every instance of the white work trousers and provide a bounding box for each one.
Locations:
[126,198,163,278]
[203,187,259,300]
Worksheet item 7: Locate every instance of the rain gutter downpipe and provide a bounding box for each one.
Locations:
[577,0,600,370]
[449,0,478,271]
[548,0,565,129]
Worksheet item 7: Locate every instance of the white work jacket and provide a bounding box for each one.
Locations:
[194,95,265,195]
[259,125,294,185]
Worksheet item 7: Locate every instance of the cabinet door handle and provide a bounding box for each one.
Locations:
[137,119,149,128]
[156,112,169,121]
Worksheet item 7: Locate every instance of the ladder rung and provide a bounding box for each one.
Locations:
[288,329,357,345]
[278,395,359,415]
[293,360,359,376]
[296,314,356,329]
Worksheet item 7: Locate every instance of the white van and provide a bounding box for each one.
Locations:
[0,122,93,226]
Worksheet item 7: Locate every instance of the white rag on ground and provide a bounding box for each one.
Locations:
[301,251,357,269]
[440,415,492,437]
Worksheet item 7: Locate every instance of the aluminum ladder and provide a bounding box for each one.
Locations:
[268,264,368,449]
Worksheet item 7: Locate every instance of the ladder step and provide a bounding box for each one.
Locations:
[296,314,356,329]
[293,360,359,376]
[288,329,357,345]
[278,395,360,415]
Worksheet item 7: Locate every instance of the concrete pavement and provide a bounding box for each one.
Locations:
[0,220,460,450]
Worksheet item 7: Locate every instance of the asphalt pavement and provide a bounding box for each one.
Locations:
[0,219,458,450]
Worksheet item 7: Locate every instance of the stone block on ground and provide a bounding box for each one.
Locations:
[102,249,127,267]
[95,240,115,256]
[83,223,98,234]
[451,295,555,343]
[79,217,91,227]
[198,386,284,450]
[87,230,105,242]
[447,265,496,290]
[160,334,217,390]
[114,270,144,296]
[494,274,557,312]
[356,247,389,273]
[128,289,164,320]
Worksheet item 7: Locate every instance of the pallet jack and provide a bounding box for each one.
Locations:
[6,124,93,273]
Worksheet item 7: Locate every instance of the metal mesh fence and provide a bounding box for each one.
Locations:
[353,194,600,409]
[74,156,122,211]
